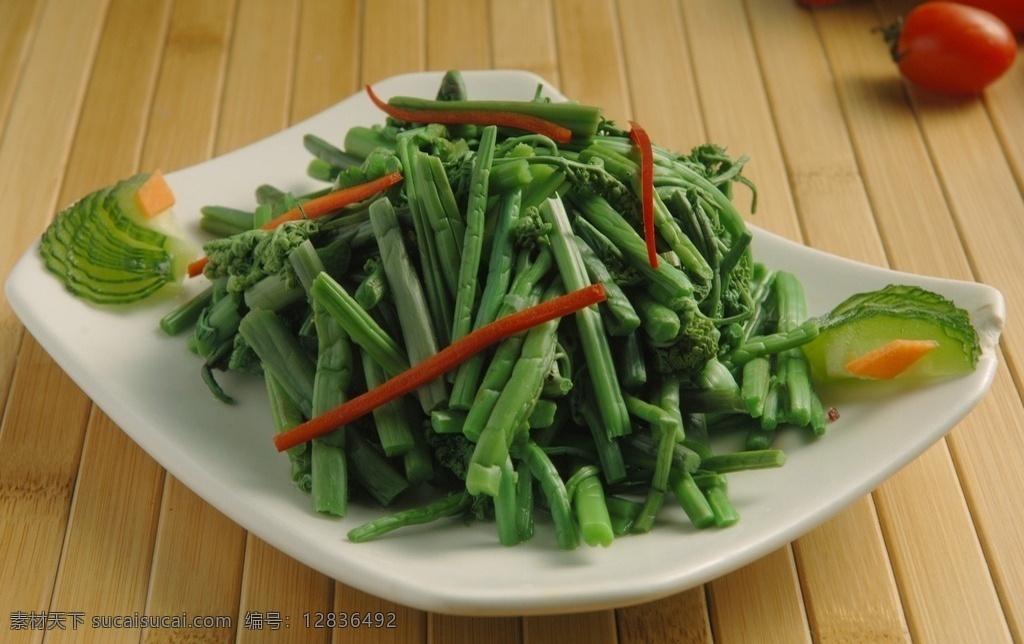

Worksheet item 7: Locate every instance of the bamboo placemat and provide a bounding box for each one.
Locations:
[1,1,1022,642]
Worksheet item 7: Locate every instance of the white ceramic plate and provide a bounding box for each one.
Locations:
[6,70,1005,616]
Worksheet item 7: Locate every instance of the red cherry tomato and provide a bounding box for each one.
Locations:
[884,2,1017,94]
[953,0,1024,34]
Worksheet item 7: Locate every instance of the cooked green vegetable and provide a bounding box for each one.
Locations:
[541,197,629,438]
[368,197,447,412]
[347,491,471,543]
[153,70,982,549]
[465,281,566,496]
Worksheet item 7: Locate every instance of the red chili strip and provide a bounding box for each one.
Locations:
[273,283,607,452]
[628,120,658,269]
[366,84,573,144]
[187,172,403,278]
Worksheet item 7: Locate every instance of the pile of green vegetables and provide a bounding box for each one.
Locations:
[157,71,874,548]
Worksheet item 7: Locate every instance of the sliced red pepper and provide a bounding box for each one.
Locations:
[366,84,573,144]
[260,171,403,229]
[628,120,658,269]
[273,283,607,452]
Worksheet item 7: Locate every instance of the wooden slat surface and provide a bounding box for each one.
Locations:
[1,1,1022,642]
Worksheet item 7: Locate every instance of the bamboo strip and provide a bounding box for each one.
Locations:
[0,338,93,632]
[142,480,246,644]
[510,3,628,640]
[908,98,1024,368]
[426,0,491,71]
[942,366,1024,641]
[812,4,970,284]
[0,0,43,133]
[333,584,427,643]
[616,587,713,644]
[672,4,814,642]
[615,0,705,149]
[877,8,1024,628]
[523,611,617,644]
[360,0,425,87]
[746,0,884,264]
[291,0,361,123]
[551,0,630,124]
[223,7,362,639]
[907,90,1024,357]
[707,548,812,644]
[235,535,333,644]
[875,445,1012,642]
[428,614,523,644]
[678,0,798,239]
[417,14,523,640]
[217,5,351,642]
[228,17,365,627]
[984,50,1024,198]
[880,3,1024,634]
[63,0,173,207]
[45,411,164,644]
[490,0,560,85]
[140,0,236,172]
[215,0,300,155]
[792,498,910,643]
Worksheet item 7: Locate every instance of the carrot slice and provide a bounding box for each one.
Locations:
[628,121,658,269]
[187,172,403,278]
[844,339,940,379]
[261,170,403,229]
[273,283,608,452]
[186,256,210,279]
[135,170,175,218]
[366,84,574,144]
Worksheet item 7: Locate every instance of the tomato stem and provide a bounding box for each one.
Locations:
[875,17,908,62]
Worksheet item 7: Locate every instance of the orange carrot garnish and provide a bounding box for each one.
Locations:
[844,339,940,380]
[273,283,608,452]
[135,170,175,218]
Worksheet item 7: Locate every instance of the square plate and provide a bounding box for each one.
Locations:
[6,70,1005,616]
